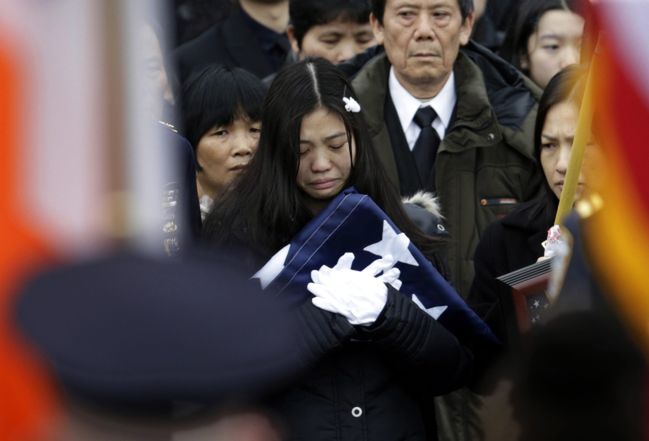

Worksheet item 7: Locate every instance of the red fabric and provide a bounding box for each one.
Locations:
[0,38,57,441]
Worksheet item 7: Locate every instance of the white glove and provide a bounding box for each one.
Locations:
[307,253,401,325]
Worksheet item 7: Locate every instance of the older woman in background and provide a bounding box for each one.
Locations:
[181,65,266,220]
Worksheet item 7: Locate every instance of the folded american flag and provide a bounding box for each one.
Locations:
[254,187,498,346]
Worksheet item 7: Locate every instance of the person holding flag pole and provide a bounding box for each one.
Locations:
[202,58,493,441]
[464,45,610,441]
[469,54,604,351]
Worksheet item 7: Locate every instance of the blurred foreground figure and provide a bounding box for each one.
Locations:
[13,252,300,441]
[139,21,202,254]
[512,310,646,441]
[508,189,648,441]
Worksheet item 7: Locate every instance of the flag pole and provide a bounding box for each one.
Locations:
[553,35,600,225]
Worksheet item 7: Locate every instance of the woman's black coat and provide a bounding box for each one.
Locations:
[274,287,474,441]
[210,217,474,441]
[467,197,555,349]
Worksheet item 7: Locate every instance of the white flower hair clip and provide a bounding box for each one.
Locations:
[343,96,361,113]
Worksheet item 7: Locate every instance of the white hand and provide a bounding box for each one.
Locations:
[307,253,400,325]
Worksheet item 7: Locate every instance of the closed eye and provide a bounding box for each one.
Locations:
[299,142,311,155]
[542,44,560,51]
[320,35,342,46]
[355,33,374,44]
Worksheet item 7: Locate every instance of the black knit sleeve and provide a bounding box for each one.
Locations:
[292,300,356,367]
[357,288,474,394]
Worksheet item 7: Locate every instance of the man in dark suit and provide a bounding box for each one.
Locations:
[174,0,290,83]
[351,1,543,440]
[352,0,542,299]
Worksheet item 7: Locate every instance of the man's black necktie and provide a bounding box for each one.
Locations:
[412,106,440,189]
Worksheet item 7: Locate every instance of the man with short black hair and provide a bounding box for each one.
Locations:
[352,2,543,441]
[354,0,542,299]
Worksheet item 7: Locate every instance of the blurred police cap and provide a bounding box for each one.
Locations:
[13,251,299,415]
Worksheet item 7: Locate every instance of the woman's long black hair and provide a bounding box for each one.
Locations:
[203,58,443,267]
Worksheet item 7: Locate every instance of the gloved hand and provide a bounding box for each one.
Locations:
[307,253,401,325]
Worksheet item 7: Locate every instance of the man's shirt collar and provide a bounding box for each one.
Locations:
[388,68,456,138]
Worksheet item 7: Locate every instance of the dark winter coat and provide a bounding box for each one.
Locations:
[205,231,474,441]
[467,197,555,349]
[351,41,544,441]
[173,6,289,83]
[275,287,474,441]
[352,42,544,299]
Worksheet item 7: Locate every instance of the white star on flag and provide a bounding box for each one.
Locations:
[364,220,418,266]
[412,294,447,320]
[252,244,290,289]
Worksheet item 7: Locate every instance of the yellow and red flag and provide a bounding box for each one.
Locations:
[583,1,649,354]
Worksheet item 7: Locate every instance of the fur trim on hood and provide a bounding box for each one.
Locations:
[402,191,443,219]
[402,192,447,238]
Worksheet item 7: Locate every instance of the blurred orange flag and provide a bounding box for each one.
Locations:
[0,37,57,441]
[583,1,649,354]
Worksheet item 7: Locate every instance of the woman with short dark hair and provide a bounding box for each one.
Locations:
[181,65,266,219]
